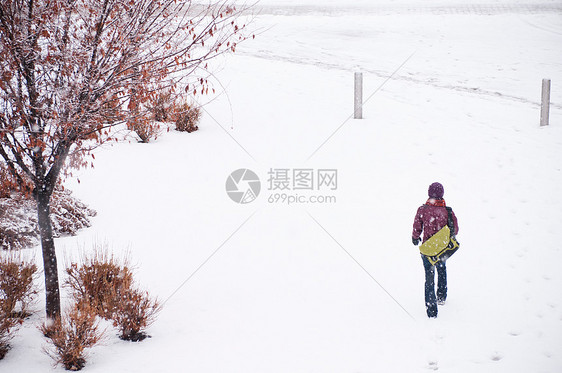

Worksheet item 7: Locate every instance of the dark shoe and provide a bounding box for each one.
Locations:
[437,299,446,306]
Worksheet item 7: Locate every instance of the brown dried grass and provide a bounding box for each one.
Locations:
[112,287,161,341]
[0,252,38,360]
[64,249,133,320]
[40,302,103,371]
[64,245,161,342]
[173,102,201,133]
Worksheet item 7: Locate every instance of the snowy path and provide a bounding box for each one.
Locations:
[238,48,562,109]
[240,11,562,111]
[254,3,562,16]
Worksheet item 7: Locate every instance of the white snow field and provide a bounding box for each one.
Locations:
[4,1,562,372]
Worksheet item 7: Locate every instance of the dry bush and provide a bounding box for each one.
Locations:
[129,94,200,139]
[0,252,38,318]
[148,90,174,122]
[0,252,38,360]
[65,250,133,320]
[112,287,161,342]
[0,308,22,360]
[127,117,163,143]
[173,102,201,133]
[65,246,161,341]
[41,302,103,371]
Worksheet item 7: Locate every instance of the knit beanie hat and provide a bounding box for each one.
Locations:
[428,182,444,199]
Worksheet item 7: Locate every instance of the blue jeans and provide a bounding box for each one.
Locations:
[421,255,447,318]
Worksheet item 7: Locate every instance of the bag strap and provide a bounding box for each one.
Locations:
[445,207,455,236]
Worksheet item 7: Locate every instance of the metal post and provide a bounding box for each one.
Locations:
[354,72,363,119]
[540,78,551,127]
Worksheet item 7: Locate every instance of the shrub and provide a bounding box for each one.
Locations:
[50,189,98,236]
[173,102,201,133]
[64,246,161,341]
[65,250,133,320]
[0,196,38,250]
[0,252,38,318]
[127,93,200,139]
[0,188,96,250]
[148,90,174,122]
[0,308,21,360]
[41,302,103,371]
[0,252,38,360]
[127,117,163,143]
[112,287,161,341]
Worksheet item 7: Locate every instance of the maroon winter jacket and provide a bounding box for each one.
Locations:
[412,200,459,243]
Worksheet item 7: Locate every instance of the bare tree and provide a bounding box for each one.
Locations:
[0,0,252,323]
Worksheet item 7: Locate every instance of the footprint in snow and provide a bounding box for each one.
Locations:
[427,361,439,371]
[491,352,503,361]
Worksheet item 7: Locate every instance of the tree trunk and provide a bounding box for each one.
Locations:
[36,187,61,322]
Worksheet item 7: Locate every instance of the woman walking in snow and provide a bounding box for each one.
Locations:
[412,182,459,318]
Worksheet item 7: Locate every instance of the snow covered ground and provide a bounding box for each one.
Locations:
[4,1,562,372]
